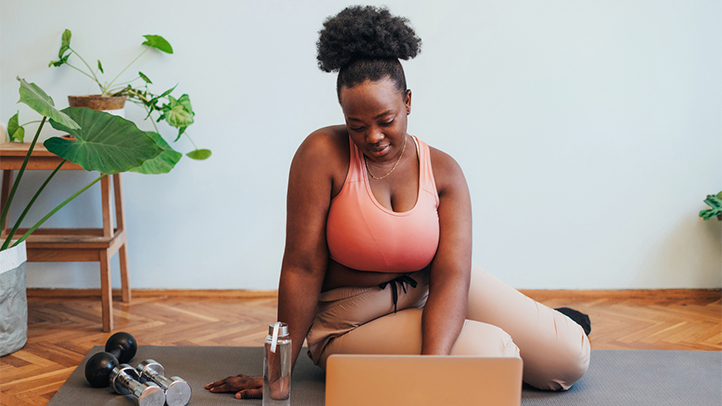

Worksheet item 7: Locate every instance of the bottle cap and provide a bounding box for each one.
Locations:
[268,322,289,337]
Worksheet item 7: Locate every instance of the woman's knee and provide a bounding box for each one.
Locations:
[524,334,591,391]
[450,320,520,358]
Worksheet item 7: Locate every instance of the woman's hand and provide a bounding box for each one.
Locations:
[205,374,263,399]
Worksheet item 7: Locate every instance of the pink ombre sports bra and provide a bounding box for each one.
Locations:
[326,135,440,272]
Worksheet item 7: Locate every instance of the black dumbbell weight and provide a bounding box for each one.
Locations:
[84,332,164,406]
[85,332,138,387]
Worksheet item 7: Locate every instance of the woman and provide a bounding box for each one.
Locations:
[207,6,590,399]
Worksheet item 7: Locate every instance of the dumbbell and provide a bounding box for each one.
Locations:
[84,332,164,406]
[85,332,138,387]
[136,359,192,406]
[110,364,166,406]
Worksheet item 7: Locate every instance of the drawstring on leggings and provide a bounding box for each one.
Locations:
[379,274,418,313]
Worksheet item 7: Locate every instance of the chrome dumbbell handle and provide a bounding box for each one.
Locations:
[136,359,192,406]
[110,364,165,406]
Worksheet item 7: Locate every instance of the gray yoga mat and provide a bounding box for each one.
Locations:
[49,346,721,406]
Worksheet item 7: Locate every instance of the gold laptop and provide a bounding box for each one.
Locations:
[325,355,523,406]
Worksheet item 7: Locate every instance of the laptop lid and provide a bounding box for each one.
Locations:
[325,355,523,406]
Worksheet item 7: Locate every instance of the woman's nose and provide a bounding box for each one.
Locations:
[366,127,384,144]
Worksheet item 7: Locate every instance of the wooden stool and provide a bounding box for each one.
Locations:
[1,142,130,332]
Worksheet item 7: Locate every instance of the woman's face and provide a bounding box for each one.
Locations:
[339,77,411,164]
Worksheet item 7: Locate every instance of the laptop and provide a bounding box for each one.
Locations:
[325,355,523,406]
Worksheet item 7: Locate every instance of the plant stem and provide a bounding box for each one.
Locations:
[185,132,198,149]
[144,105,160,133]
[0,117,47,235]
[106,48,148,92]
[19,120,43,127]
[1,160,65,250]
[110,76,142,87]
[68,47,101,89]
[65,62,97,83]
[11,173,107,249]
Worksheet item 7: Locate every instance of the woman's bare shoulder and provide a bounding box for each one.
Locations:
[294,125,348,163]
[427,144,467,194]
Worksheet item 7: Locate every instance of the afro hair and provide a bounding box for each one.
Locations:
[317,5,422,72]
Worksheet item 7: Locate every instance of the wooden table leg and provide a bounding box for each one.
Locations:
[113,174,130,303]
[119,244,131,303]
[100,249,114,332]
[101,175,114,238]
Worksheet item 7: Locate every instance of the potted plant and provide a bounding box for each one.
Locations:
[699,191,722,221]
[1,77,165,356]
[48,29,210,161]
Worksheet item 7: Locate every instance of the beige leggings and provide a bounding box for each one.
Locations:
[306,265,590,390]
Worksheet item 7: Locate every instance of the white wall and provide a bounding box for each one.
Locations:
[1,0,719,290]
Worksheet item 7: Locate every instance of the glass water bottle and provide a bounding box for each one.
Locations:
[263,322,292,406]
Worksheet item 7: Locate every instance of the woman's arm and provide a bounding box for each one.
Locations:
[206,129,343,399]
[421,149,473,355]
[279,130,343,370]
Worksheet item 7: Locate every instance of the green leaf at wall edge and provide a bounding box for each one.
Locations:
[166,104,194,127]
[59,29,71,57]
[7,111,25,142]
[186,149,211,160]
[142,35,173,54]
[45,107,162,174]
[17,77,79,129]
[699,194,722,220]
[139,71,152,84]
[129,132,182,174]
[97,60,104,74]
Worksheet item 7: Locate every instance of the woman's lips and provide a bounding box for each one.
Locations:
[368,144,389,157]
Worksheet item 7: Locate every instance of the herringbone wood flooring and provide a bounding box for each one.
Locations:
[1,289,720,406]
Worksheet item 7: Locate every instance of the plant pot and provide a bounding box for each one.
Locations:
[0,241,27,356]
[68,95,126,117]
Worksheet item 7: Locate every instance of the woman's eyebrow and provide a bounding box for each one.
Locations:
[347,110,393,122]
[375,110,393,119]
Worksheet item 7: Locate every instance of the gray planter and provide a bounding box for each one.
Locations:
[0,241,27,356]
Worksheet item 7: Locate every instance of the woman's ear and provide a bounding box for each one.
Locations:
[405,89,412,115]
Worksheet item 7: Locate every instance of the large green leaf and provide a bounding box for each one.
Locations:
[142,35,173,54]
[17,77,79,129]
[7,111,24,142]
[129,132,182,174]
[45,107,162,174]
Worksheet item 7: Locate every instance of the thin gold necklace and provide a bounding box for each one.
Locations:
[364,135,408,180]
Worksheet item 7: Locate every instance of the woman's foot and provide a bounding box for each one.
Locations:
[555,307,591,336]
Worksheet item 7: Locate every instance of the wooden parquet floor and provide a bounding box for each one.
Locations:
[1,289,720,406]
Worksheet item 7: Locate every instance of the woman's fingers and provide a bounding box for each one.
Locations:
[205,375,262,392]
[235,388,264,399]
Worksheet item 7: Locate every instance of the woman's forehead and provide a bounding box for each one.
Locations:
[340,78,405,113]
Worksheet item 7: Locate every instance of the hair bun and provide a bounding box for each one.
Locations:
[317,6,422,72]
